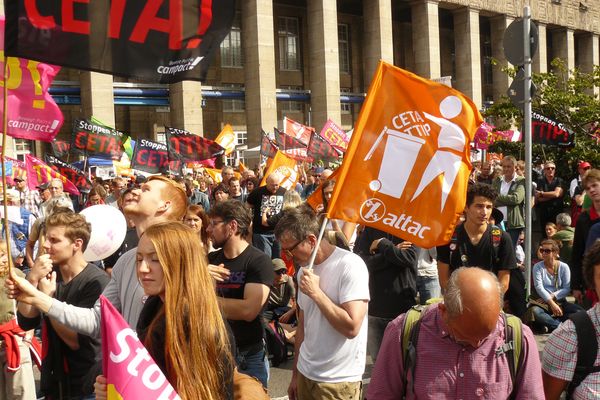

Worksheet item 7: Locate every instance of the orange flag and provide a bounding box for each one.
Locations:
[306,169,340,211]
[215,124,236,156]
[260,151,299,191]
[238,162,248,174]
[327,61,483,248]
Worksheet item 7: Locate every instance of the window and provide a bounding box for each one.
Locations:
[221,14,243,67]
[338,24,350,73]
[341,88,351,114]
[278,17,300,71]
[280,86,304,112]
[226,131,247,166]
[223,84,245,113]
[13,139,32,161]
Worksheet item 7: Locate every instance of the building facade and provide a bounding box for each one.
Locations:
[5,0,600,166]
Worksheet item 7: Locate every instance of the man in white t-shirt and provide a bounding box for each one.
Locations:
[275,205,369,400]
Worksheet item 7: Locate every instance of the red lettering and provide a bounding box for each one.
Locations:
[86,133,98,152]
[130,0,183,50]
[75,131,87,149]
[169,137,180,154]
[24,0,56,29]
[62,0,90,34]
[105,137,121,157]
[108,0,127,39]
[187,0,212,49]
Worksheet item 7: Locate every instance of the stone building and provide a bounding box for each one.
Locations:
[4,0,600,166]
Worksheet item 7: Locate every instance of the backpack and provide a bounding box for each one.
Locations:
[401,305,524,399]
[449,224,502,269]
[566,311,600,398]
[264,320,288,367]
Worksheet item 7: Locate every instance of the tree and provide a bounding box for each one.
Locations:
[484,59,600,180]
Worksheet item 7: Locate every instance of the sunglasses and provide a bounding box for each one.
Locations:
[275,270,286,275]
[545,167,556,170]
[540,248,554,254]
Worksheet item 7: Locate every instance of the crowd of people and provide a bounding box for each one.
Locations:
[0,157,599,399]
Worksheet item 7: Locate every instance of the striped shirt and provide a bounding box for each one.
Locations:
[368,306,544,399]
[542,304,600,399]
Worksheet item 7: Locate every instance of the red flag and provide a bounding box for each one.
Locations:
[275,128,307,150]
[44,155,93,193]
[260,131,278,159]
[25,154,80,195]
[283,117,314,145]
[307,134,341,162]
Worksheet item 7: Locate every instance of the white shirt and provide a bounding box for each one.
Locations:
[498,174,516,220]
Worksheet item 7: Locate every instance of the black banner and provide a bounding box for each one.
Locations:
[5,1,235,84]
[166,127,224,162]
[275,128,307,150]
[307,133,341,162]
[44,155,93,193]
[71,119,127,160]
[131,138,181,174]
[51,140,71,159]
[260,131,278,158]
[532,112,574,148]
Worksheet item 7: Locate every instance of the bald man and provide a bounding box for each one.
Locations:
[247,172,286,258]
[368,267,544,399]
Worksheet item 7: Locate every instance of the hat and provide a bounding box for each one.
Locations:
[312,167,324,175]
[37,182,50,190]
[579,161,592,169]
[272,258,286,272]
[135,175,147,185]
[491,208,504,225]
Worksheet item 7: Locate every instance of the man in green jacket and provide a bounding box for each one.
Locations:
[493,155,526,248]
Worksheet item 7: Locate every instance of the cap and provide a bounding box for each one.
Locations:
[491,208,504,225]
[313,167,324,175]
[579,161,592,169]
[37,182,50,190]
[272,258,286,272]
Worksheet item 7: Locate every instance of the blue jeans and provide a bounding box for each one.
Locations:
[416,275,441,304]
[531,301,584,331]
[252,233,280,259]
[235,342,270,388]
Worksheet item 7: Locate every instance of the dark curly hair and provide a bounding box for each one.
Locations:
[466,182,498,207]
[583,240,600,291]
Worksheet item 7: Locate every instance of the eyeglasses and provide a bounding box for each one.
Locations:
[209,219,226,227]
[545,167,556,170]
[282,238,305,255]
[275,270,286,275]
[540,248,554,254]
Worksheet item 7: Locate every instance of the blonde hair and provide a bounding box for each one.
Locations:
[143,222,232,400]
[282,190,302,210]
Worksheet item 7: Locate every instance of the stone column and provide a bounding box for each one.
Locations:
[490,15,513,102]
[80,72,115,127]
[532,22,547,74]
[363,0,394,84]
[411,0,440,79]
[577,33,599,95]
[552,28,575,75]
[169,81,203,135]
[242,0,277,148]
[453,7,482,109]
[308,0,341,130]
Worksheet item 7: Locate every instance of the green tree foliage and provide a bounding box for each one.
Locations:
[484,59,600,180]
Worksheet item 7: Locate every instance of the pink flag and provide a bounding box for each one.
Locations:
[100,296,180,400]
[25,155,80,196]
[6,156,26,186]
[319,119,349,152]
[0,17,64,141]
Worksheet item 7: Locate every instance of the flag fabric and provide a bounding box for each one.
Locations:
[306,169,340,211]
[131,138,181,174]
[532,112,574,147]
[100,296,180,400]
[25,154,80,195]
[5,1,235,84]
[238,162,248,174]
[307,133,341,162]
[260,132,278,159]
[71,119,127,160]
[283,117,314,145]
[7,157,27,183]
[319,119,349,152]
[166,127,225,162]
[260,151,299,191]
[214,124,236,156]
[0,17,64,141]
[44,155,93,193]
[51,140,71,159]
[326,61,483,248]
[275,128,307,150]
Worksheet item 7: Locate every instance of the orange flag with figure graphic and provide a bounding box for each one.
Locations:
[215,124,236,155]
[327,61,483,248]
[260,151,299,191]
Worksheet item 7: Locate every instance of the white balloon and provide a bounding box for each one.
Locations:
[80,205,127,262]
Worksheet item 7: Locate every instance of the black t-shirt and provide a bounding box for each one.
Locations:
[436,225,517,274]
[246,186,286,234]
[18,264,109,398]
[536,176,564,211]
[209,245,274,348]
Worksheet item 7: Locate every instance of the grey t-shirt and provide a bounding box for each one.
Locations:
[46,248,145,337]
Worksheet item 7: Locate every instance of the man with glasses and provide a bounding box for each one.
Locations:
[276,205,369,400]
[207,200,273,387]
[49,178,74,211]
[13,176,41,217]
[536,161,565,234]
[105,177,127,208]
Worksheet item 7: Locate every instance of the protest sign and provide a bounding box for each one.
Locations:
[532,112,574,147]
[71,119,127,160]
[166,127,225,162]
[319,120,349,152]
[44,155,93,193]
[131,138,181,174]
[25,154,80,195]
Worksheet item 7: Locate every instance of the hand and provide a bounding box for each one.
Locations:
[549,300,563,317]
[288,374,298,400]
[395,241,413,251]
[94,375,107,400]
[262,206,272,216]
[299,268,321,300]
[5,268,46,305]
[208,264,230,282]
[573,289,583,304]
[369,238,382,254]
[315,204,324,213]
[279,309,294,324]
[38,271,57,297]
[28,254,53,286]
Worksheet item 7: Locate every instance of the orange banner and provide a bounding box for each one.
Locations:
[260,151,299,191]
[215,124,236,156]
[326,62,482,247]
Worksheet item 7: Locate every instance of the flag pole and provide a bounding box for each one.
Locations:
[1,56,13,275]
[306,216,328,270]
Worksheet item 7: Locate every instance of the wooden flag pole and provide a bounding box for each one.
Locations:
[306,216,328,270]
[1,56,13,275]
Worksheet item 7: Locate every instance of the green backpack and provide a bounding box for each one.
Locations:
[401,304,524,399]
